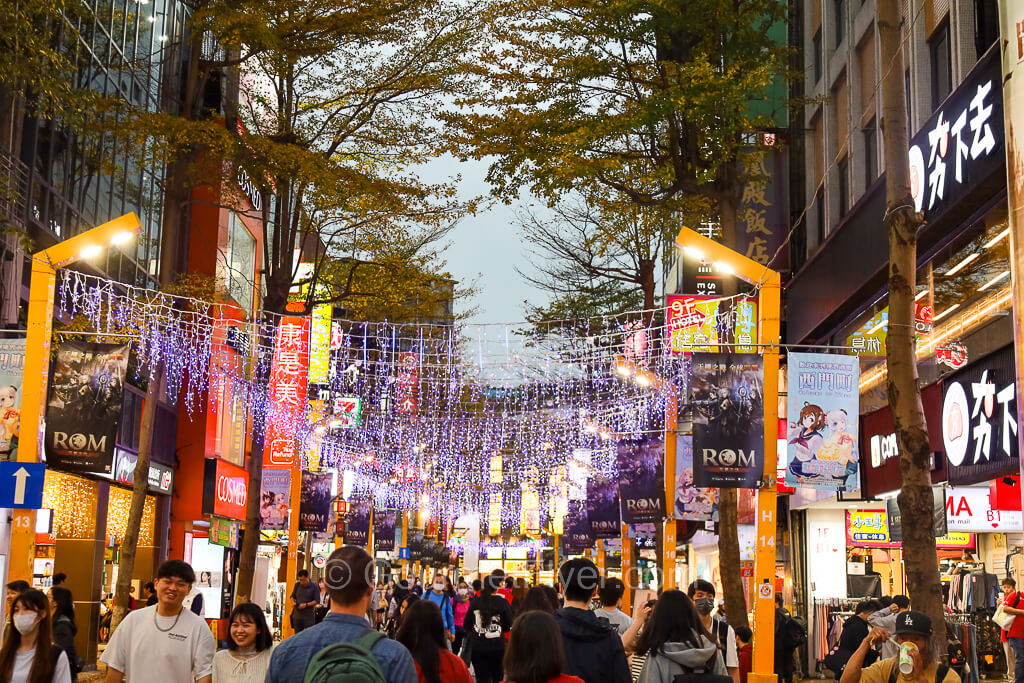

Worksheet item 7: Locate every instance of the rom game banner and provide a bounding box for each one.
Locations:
[616,437,665,524]
[346,498,371,546]
[690,353,764,488]
[785,352,860,491]
[374,511,397,552]
[45,341,128,475]
[563,502,593,553]
[298,471,332,532]
[586,477,621,538]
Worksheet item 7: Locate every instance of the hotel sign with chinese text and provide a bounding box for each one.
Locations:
[666,295,758,354]
[263,317,310,468]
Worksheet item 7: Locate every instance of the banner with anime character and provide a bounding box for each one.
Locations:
[258,468,291,530]
[785,352,860,491]
[690,353,764,488]
[45,341,129,475]
[0,339,25,459]
[674,435,719,521]
[585,477,621,538]
[616,436,666,524]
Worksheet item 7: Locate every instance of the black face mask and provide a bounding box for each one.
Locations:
[695,598,715,615]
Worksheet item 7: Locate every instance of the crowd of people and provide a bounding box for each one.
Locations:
[0,547,962,683]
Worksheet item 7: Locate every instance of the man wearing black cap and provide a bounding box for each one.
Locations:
[839,611,960,683]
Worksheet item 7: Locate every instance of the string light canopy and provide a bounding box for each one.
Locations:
[57,269,763,526]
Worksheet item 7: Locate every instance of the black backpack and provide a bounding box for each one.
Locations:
[672,652,732,683]
[781,616,807,650]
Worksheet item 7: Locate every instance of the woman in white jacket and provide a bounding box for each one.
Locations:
[632,590,729,683]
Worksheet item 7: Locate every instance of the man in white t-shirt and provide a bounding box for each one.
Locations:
[688,580,739,683]
[102,559,215,683]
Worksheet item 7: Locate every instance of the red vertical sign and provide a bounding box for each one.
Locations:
[263,317,310,468]
[396,352,419,415]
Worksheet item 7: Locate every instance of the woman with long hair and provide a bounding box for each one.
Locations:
[213,602,275,682]
[633,590,727,683]
[396,600,472,683]
[0,590,70,683]
[388,593,419,639]
[46,588,79,678]
[520,586,556,614]
[509,578,530,617]
[503,610,583,683]
[462,571,512,683]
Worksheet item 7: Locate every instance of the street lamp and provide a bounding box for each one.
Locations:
[673,225,781,683]
[9,213,142,583]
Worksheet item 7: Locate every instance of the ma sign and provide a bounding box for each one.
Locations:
[945,486,1022,531]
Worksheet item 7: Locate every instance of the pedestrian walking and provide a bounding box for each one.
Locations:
[827,600,881,679]
[424,574,456,642]
[462,571,512,683]
[46,588,80,678]
[389,594,420,639]
[266,546,416,683]
[452,580,472,657]
[1003,579,1020,680]
[503,610,584,683]
[553,559,630,683]
[212,602,275,683]
[510,578,529,617]
[632,590,728,683]
[736,626,752,683]
[687,580,739,683]
[144,582,158,607]
[1003,580,1024,683]
[0,589,71,683]
[183,584,204,617]
[314,579,330,625]
[289,569,319,633]
[596,578,633,636]
[396,600,472,683]
[838,611,958,683]
[101,559,215,683]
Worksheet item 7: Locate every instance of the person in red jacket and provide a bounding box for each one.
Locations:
[736,625,753,683]
[503,610,584,683]
[397,600,473,683]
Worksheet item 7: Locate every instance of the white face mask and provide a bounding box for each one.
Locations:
[434,582,445,591]
[457,588,469,597]
[13,612,38,635]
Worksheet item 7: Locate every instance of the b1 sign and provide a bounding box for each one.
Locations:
[945,486,1022,531]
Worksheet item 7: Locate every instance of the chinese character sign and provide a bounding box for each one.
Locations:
[908,50,1003,221]
[263,317,310,468]
[396,352,419,415]
[690,353,765,488]
[942,345,1019,485]
[845,509,894,547]
[666,295,758,354]
[308,303,332,384]
[785,353,860,492]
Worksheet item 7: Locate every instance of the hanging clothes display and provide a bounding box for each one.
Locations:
[810,598,859,675]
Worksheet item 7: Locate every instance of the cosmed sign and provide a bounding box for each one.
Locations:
[202,458,249,521]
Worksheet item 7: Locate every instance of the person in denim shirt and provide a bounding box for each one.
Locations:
[266,546,416,683]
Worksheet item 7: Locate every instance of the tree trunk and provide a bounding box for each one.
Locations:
[718,488,748,629]
[109,364,163,636]
[877,0,946,650]
[235,315,277,603]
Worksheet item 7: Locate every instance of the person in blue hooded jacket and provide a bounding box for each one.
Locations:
[425,573,455,641]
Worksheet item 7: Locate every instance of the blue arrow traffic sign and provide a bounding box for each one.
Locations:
[0,462,45,509]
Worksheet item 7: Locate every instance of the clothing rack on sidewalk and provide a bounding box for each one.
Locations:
[810,598,863,677]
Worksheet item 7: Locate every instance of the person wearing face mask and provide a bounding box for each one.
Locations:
[687,580,739,683]
[212,602,275,682]
[425,574,456,643]
[452,581,472,658]
[0,589,70,683]
[101,559,215,683]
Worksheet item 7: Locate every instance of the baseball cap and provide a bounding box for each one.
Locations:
[895,610,932,637]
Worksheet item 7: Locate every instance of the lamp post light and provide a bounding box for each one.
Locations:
[673,225,781,683]
[9,213,142,583]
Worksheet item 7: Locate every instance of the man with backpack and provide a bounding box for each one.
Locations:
[266,546,417,683]
[774,594,806,683]
[838,611,959,683]
[688,580,739,683]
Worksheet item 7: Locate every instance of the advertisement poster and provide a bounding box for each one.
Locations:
[44,341,129,475]
[667,295,758,354]
[585,478,621,538]
[259,469,291,530]
[674,435,719,522]
[563,502,593,554]
[0,339,24,458]
[262,317,310,468]
[374,510,397,552]
[942,345,1019,485]
[785,352,860,491]
[690,353,764,488]
[616,437,665,524]
[345,497,372,546]
[298,471,332,532]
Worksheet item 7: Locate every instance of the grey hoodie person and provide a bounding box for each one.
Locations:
[640,634,728,683]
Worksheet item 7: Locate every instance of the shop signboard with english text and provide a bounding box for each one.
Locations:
[785,353,860,491]
[945,486,1022,531]
[690,353,764,488]
[942,345,1018,485]
[202,458,249,521]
